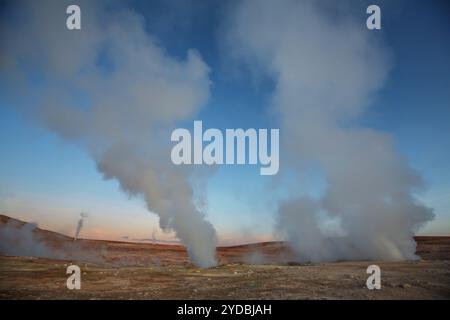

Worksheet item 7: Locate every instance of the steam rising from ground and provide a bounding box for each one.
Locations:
[0,1,217,267]
[0,218,105,263]
[74,212,88,241]
[0,221,54,258]
[0,0,435,266]
[226,0,434,261]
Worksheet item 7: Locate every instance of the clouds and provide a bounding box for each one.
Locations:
[0,0,217,267]
[225,0,434,261]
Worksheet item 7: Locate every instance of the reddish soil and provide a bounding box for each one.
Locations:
[1,215,449,299]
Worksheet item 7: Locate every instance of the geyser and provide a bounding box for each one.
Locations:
[225,0,434,262]
[0,0,217,268]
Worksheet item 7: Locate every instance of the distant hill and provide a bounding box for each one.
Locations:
[0,214,72,242]
[1,214,449,264]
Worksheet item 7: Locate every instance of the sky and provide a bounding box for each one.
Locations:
[0,0,449,247]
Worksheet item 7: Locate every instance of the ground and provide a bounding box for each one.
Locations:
[1,215,449,299]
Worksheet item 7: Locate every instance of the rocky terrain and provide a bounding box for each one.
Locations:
[1,215,449,299]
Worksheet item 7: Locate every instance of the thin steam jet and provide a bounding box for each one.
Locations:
[225,0,434,262]
[0,0,217,267]
[74,212,88,241]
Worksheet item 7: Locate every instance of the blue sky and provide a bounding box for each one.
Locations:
[0,0,449,243]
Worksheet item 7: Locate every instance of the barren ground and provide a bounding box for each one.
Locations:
[1,215,449,299]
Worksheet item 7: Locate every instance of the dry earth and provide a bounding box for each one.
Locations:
[1,215,449,299]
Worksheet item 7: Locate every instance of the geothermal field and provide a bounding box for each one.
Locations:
[0,215,449,300]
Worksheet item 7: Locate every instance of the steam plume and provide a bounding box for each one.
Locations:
[74,212,88,241]
[0,217,105,263]
[0,0,217,267]
[226,0,434,261]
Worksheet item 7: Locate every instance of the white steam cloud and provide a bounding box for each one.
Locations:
[0,0,217,267]
[225,0,434,261]
[0,218,105,263]
[1,0,435,266]
[0,220,55,258]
